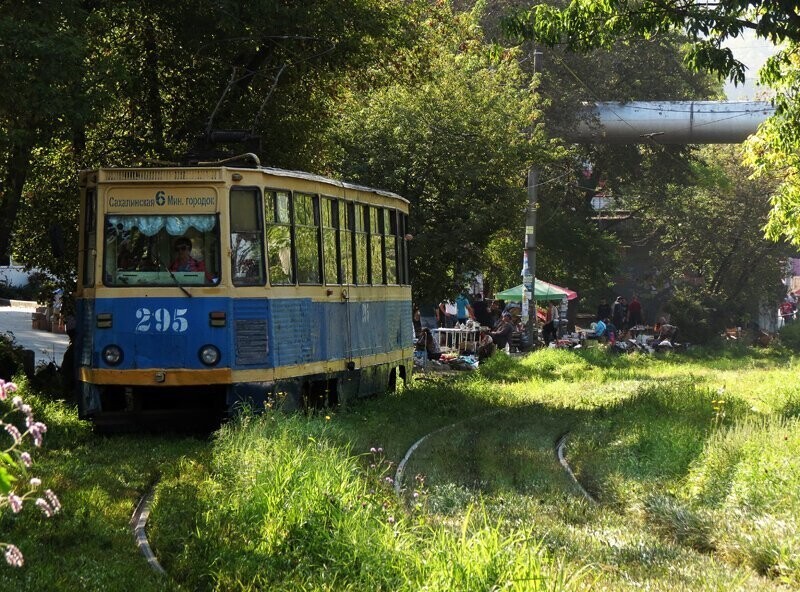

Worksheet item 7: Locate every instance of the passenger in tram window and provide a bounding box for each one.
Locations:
[170,237,206,273]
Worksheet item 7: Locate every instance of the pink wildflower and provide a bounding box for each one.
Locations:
[19,451,32,467]
[3,423,22,444]
[29,422,47,447]
[11,396,23,410]
[7,492,23,513]
[0,379,17,401]
[4,544,24,567]
[35,498,54,518]
[29,477,41,488]
[45,489,61,513]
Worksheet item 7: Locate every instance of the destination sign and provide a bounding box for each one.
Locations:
[106,187,218,213]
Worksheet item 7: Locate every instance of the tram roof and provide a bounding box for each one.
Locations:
[83,165,408,205]
[255,166,408,204]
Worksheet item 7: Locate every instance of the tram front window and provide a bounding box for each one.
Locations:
[104,214,220,286]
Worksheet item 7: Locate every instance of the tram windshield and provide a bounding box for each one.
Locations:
[103,214,220,286]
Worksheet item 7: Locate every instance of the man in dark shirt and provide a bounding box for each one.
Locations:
[472,293,493,327]
[596,298,611,322]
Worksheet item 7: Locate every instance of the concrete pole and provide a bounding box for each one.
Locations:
[523,51,543,348]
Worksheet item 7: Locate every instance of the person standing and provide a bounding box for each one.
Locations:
[472,293,493,327]
[542,301,558,344]
[627,294,643,327]
[612,296,625,331]
[455,292,474,325]
[438,300,456,328]
[780,298,795,325]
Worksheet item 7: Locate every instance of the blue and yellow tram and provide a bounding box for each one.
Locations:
[75,163,413,421]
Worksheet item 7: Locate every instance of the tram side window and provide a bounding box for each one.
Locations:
[354,204,369,285]
[340,201,354,284]
[369,206,384,284]
[265,190,293,284]
[294,193,321,284]
[385,209,397,285]
[82,189,97,287]
[399,212,409,285]
[322,198,340,284]
[230,188,265,286]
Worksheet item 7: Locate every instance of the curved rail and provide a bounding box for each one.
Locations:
[130,483,166,574]
[394,411,501,497]
[555,433,596,503]
[394,413,597,504]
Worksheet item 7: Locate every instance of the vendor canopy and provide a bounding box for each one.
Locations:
[496,280,577,301]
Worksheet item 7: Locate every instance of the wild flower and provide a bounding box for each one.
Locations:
[7,493,22,513]
[0,378,59,568]
[2,544,24,567]
[35,498,54,517]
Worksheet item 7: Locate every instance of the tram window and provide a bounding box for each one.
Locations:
[354,204,369,285]
[399,212,409,285]
[385,209,397,285]
[103,214,220,286]
[340,201,354,284]
[265,190,293,285]
[294,192,321,285]
[82,189,97,287]
[321,198,340,284]
[369,207,384,284]
[230,188,265,286]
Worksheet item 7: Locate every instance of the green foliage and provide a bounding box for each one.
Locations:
[151,411,575,591]
[504,0,800,262]
[663,291,718,344]
[636,146,791,337]
[0,335,25,383]
[778,321,800,351]
[329,3,557,303]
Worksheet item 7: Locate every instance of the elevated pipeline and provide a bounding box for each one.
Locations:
[571,101,775,144]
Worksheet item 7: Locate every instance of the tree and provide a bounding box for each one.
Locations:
[0,0,90,266]
[503,0,800,248]
[634,145,791,340]
[5,0,421,277]
[328,3,561,305]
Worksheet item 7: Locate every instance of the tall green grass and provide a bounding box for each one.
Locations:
[150,412,585,591]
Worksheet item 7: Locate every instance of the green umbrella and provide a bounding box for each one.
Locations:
[495,280,577,301]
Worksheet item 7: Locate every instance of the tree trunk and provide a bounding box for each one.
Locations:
[0,142,33,265]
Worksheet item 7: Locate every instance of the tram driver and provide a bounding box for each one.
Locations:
[170,237,214,283]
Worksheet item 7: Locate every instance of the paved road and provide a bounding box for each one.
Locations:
[0,303,69,367]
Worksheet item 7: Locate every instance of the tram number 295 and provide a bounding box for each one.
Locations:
[135,308,189,333]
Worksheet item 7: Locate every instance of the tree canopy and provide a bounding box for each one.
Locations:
[504,0,800,249]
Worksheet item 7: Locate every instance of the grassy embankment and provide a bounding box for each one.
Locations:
[3,345,800,590]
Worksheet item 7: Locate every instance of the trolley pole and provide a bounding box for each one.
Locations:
[523,51,543,348]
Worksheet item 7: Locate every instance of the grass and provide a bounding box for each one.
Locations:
[3,344,800,590]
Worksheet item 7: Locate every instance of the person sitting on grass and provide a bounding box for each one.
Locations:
[477,329,496,362]
[490,312,514,351]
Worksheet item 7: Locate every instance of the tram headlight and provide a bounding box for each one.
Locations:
[102,345,123,366]
[199,344,221,366]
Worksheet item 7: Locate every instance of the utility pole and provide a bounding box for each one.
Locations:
[522,51,543,348]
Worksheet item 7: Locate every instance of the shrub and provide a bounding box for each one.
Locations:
[0,335,26,382]
[778,321,800,352]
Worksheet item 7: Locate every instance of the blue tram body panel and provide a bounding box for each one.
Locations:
[80,296,412,372]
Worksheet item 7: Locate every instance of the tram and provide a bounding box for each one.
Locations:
[74,158,413,423]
